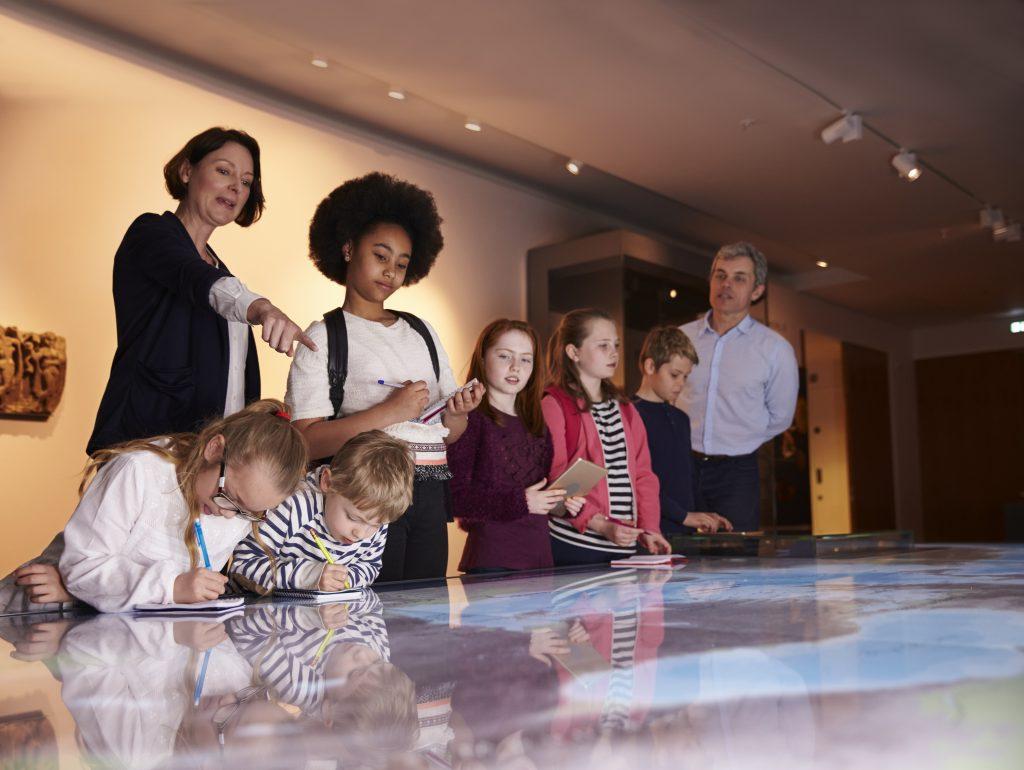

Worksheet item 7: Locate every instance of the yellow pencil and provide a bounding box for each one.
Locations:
[310,628,336,665]
[310,529,351,589]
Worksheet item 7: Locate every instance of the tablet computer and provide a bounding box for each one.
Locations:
[548,458,607,517]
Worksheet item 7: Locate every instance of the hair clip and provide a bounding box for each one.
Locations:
[275,409,291,421]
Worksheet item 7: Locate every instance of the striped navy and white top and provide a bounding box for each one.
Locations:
[600,599,640,731]
[548,399,637,555]
[549,570,642,731]
[230,468,388,592]
[227,594,389,714]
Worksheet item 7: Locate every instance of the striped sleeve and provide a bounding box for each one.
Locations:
[255,625,325,713]
[344,525,388,587]
[230,484,322,592]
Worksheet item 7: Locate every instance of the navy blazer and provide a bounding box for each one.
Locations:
[87,212,260,454]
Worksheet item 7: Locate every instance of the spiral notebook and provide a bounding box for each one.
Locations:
[418,379,479,424]
[133,595,245,613]
[272,587,364,604]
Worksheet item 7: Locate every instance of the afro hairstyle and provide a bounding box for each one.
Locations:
[308,171,444,286]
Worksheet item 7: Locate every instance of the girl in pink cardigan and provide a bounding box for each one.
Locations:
[542,309,671,565]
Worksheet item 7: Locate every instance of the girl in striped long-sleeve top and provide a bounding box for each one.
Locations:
[230,430,414,593]
[543,309,672,565]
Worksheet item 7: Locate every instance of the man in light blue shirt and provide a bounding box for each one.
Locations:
[677,242,799,531]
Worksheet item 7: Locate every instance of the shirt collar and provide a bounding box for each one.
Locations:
[701,311,755,336]
[698,311,715,336]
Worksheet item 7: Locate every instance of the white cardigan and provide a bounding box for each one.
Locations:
[59,615,252,770]
[60,448,251,612]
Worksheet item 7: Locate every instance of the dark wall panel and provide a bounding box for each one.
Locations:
[915,349,1024,542]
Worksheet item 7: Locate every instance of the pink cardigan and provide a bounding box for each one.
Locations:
[541,391,662,535]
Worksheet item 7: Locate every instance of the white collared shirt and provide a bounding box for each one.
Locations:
[677,311,799,456]
[208,277,262,416]
[60,447,251,612]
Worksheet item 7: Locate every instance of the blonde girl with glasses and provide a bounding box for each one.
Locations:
[3,399,307,613]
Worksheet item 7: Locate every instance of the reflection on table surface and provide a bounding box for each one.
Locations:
[2,544,1023,769]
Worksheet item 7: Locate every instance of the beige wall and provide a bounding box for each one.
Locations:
[0,15,609,574]
[766,283,922,535]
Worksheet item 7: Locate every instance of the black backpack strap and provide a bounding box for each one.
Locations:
[323,307,348,420]
[392,310,440,382]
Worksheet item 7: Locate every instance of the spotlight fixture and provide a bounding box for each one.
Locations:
[387,87,406,101]
[820,112,862,144]
[980,206,1005,229]
[310,56,328,69]
[565,159,582,175]
[815,260,829,268]
[464,118,482,132]
[995,222,1021,243]
[1011,321,1024,334]
[669,289,678,299]
[891,150,921,181]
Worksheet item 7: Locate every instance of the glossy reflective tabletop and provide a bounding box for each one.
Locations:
[2,544,1023,769]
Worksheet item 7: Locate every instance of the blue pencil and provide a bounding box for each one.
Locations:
[193,648,212,705]
[194,520,212,569]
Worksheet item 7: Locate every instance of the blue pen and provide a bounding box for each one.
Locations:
[194,520,212,569]
[377,379,405,388]
[193,648,212,705]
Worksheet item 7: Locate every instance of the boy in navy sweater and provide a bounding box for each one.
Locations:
[632,326,733,535]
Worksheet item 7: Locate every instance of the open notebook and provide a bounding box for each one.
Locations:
[133,596,245,614]
[610,554,688,570]
[418,379,479,424]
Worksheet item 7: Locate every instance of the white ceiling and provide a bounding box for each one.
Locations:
[3,0,1023,326]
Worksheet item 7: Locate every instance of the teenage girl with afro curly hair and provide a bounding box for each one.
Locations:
[285,172,484,582]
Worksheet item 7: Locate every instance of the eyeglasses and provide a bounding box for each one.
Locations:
[211,460,265,522]
[212,685,268,751]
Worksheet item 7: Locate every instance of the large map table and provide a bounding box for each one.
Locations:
[1,544,1022,769]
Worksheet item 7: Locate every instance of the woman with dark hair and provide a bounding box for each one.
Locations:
[286,172,484,582]
[87,127,315,455]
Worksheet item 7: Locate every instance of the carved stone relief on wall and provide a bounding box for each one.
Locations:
[0,326,67,419]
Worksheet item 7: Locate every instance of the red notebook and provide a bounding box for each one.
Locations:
[609,554,688,570]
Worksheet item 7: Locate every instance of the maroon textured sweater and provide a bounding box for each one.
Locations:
[448,409,554,571]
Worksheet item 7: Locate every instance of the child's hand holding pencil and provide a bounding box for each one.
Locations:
[318,563,351,592]
[310,529,352,590]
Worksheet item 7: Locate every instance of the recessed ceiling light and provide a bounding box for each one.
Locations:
[1011,320,1024,334]
[387,87,406,101]
[464,118,482,132]
[669,289,678,299]
[310,57,328,69]
[565,159,582,175]
[815,260,829,268]
[891,149,921,181]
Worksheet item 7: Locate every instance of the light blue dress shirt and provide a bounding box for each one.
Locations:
[677,312,799,456]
